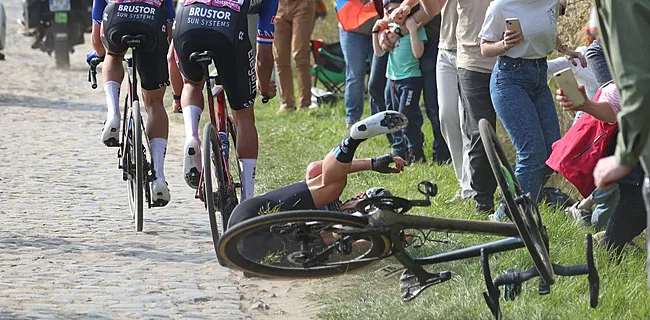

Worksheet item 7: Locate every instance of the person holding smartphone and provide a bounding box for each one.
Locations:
[478,0,585,221]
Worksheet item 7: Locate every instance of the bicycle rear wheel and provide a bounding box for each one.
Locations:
[479,119,554,285]
[132,101,144,232]
[203,122,228,250]
[217,210,392,279]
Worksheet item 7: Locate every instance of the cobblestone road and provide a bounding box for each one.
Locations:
[0,1,247,318]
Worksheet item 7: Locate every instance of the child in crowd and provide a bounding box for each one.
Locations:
[371,0,426,163]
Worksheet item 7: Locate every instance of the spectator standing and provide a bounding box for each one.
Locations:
[455,0,497,214]
[372,4,427,160]
[274,0,316,113]
[335,0,378,126]
[590,0,650,290]
[479,0,585,220]
[436,0,473,201]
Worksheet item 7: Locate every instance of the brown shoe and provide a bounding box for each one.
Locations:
[276,105,296,114]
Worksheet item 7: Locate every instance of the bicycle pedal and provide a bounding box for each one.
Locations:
[400,270,452,302]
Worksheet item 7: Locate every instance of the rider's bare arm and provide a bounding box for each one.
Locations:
[91,24,105,57]
[306,156,405,180]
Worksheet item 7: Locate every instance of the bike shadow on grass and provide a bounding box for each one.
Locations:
[0,93,105,113]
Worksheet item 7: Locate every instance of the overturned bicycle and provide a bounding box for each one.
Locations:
[216,119,600,320]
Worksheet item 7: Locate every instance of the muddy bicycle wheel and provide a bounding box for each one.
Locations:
[217,210,392,279]
[479,119,555,285]
[203,122,228,252]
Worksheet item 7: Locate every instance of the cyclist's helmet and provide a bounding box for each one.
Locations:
[364,187,392,199]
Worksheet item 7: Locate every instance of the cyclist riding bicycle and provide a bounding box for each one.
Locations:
[87,0,175,206]
[225,111,408,262]
[167,0,276,113]
[172,0,278,203]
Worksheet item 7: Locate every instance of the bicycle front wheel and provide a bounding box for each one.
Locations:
[132,101,144,232]
[203,122,228,251]
[217,210,392,279]
[479,119,554,285]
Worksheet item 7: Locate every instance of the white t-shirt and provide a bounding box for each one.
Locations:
[479,0,560,59]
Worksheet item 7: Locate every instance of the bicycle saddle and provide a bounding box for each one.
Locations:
[121,35,147,48]
[190,51,217,64]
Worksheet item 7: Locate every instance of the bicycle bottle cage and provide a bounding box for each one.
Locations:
[480,234,599,320]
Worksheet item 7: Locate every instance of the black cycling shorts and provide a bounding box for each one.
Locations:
[101,2,170,90]
[172,3,257,110]
[227,181,317,262]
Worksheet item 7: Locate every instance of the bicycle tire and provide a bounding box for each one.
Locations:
[222,117,242,228]
[204,122,228,251]
[217,210,392,279]
[133,101,144,232]
[478,119,555,285]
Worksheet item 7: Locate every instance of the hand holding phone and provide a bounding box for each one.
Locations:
[554,68,586,108]
[504,18,524,48]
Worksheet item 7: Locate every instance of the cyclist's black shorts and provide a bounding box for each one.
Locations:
[173,2,256,110]
[228,181,317,228]
[101,2,170,90]
[227,181,317,262]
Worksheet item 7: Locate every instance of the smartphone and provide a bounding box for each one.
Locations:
[554,68,586,107]
[505,18,524,41]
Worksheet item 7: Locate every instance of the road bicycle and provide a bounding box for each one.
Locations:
[88,35,164,232]
[216,119,600,319]
[186,51,245,255]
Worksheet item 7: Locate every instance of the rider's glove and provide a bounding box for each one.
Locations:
[371,154,396,173]
[86,49,103,66]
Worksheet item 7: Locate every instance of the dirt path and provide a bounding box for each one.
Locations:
[0,1,323,318]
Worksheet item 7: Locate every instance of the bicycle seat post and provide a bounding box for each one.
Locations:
[121,35,147,101]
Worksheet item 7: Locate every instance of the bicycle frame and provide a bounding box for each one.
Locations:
[196,62,237,202]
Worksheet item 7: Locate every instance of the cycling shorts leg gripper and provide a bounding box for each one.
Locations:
[332,137,365,164]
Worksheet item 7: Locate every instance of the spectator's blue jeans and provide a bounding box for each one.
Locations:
[591,184,620,230]
[420,38,450,163]
[585,40,613,87]
[490,56,561,203]
[339,28,372,124]
[389,77,424,157]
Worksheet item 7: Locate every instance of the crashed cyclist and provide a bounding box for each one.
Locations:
[223,111,408,263]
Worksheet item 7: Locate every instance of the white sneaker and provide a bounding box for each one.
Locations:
[151,178,170,207]
[101,116,120,147]
[184,138,202,189]
[349,111,408,140]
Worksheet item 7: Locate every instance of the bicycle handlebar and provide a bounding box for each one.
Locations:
[87,57,104,90]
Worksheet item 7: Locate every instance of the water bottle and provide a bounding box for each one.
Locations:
[218,131,230,162]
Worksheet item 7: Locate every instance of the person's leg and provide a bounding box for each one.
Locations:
[272,0,296,112]
[490,60,551,203]
[585,40,613,88]
[309,111,408,207]
[396,78,424,163]
[339,28,371,125]
[100,52,125,146]
[458,68,497,213]
[420,39,449,164]
[591,184,621,230]
[532,62,561,197]
[291,0,316,109]
[368,53,388,115]
[167,42,183,113]
[437,49,465,190]
[603,184,647,256]
[388,80,407,158]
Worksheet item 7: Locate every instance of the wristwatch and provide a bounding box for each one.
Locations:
[389,23,403,37]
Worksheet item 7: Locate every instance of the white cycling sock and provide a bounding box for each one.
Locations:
[240,158,256,201]
[150,138,167,182]
[183,104,202,145]
[104,81,121,121]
